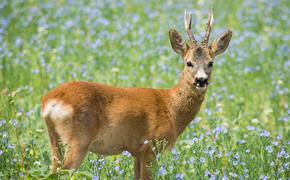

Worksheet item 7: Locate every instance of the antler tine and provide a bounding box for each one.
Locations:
[202,9,214,46]
[184,10,197,46]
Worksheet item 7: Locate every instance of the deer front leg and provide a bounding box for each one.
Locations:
[139,148,155,180]
[134,157,141,180]
[140,160,151,180]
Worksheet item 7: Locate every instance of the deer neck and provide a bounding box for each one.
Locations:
[169,73,206,135]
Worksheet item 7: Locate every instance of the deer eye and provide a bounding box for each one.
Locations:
[186,62,193,67]
[208,61,214,68]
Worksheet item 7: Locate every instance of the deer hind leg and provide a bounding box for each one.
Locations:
[59,118,93,169]
[44,117,61,173]
[63,140,90,169]
[61,118,94,169]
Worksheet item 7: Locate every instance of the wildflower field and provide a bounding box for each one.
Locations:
[0,0,289,179]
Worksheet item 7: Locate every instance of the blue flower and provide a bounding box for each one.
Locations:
[284,162,289,170]
[238,140,246,144]
[26,110,33,117]
[277,148,286,158]
[7,144,14,150]
[259,175,269,180]
[10,120,17,127]
[212,126,228,136]
[265,146,273,153]
[199,134,204,140]
[171,148,179,160]
[226,151,232,156]
[158,166,167,176]
[246,126,255,131]
[122,151,131,157]
[233,161,238,166]
[259,130,270,137]
[209,149,215,158]
[229,172,238,178]
[222,174,229,180]
[199,157,206,163]
[189,157,195,164]
[171,148,177,154]
[0,120,5,127]
[119,169,124,175]
[234,153,240,159]
[143,140,149,144]
[204,170,211,177]
[92,176,99,180]
[276,135,282,140]
[114,166,120,171]
[175,173,184,180]
[188,137,198,145]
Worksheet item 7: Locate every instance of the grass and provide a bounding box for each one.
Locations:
[0,0,289,179]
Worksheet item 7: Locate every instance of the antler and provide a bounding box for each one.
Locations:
[184,10,197,47]
[201,9,214,46]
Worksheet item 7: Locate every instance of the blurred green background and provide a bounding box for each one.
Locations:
[0,0,289,179]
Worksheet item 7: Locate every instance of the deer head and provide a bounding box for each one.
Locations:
[169,10,232,93]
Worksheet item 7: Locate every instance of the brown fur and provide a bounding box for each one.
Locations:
[42,12,232,180]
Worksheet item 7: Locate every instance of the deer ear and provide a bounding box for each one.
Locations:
[169,29,189,57]
[210,29,232,56]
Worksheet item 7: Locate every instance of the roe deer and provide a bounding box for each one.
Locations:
[41,10,232,180]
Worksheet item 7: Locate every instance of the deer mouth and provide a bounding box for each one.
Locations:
[194,81,208,90]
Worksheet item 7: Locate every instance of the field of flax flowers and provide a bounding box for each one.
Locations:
[0,0,289,179]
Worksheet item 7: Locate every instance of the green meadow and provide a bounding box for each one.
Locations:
[0,0,289,179]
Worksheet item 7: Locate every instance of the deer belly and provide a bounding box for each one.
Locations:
[88,128,126,155]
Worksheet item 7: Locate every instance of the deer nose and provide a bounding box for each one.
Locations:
[195,77,208,87]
